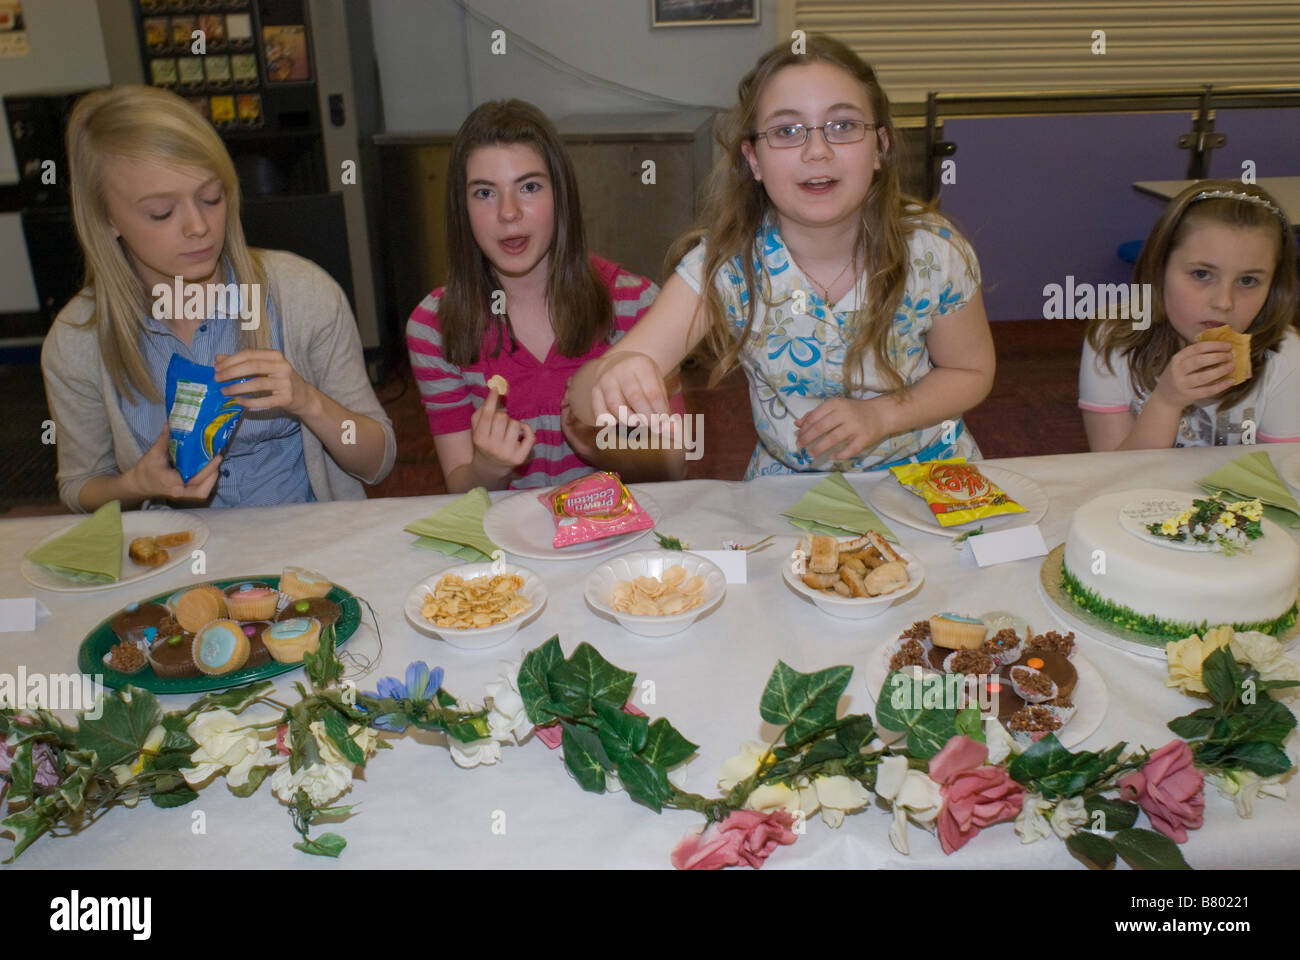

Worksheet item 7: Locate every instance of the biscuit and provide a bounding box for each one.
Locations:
[1195,325,1252,385]
[487,374,509,396]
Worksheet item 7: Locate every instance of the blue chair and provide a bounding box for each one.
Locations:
[1117,240,1143,263]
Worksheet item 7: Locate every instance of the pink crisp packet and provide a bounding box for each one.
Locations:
[537,471,655,548]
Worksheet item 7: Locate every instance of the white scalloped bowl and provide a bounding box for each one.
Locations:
[404,562,547,650]
[584,550,727,637]
[781,541,925,619]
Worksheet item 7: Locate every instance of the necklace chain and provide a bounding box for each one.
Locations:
[798,254,856,307]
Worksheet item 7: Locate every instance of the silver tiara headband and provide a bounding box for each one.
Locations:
[1189,188,1286,223]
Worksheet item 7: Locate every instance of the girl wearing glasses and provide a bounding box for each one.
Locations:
[568,35,994,476]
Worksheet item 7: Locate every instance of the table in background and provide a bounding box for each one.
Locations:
[1134,177,1300,224]
[3,443,1299,869]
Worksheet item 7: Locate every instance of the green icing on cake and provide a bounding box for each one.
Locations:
[1060,562,1298,640]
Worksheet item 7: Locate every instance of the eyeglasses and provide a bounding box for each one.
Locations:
[753,120,878,148]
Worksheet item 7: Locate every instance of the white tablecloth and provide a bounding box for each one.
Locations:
[3,443,1299,870]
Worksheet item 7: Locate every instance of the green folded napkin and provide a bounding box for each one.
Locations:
[404,488,500,561]
[25,500,123,582]
[1197,452,1300,529]
[1196,450,1300,528]
[782,472,898,543]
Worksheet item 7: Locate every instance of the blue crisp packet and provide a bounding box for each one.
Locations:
[165,354,247,483]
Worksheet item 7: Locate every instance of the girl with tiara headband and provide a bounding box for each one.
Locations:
[1080,180,1299,449]
[406,99,686,491]
[567,35,994,477]
[42,85,395,511]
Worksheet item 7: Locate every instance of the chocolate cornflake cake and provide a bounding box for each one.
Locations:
[108,640,145,673]
[949,648,995,675]
[889,639,927,671]
[1027,631,1075,656]
[1011,666,1055,697]
[1008,705,1063,732]
[900,620,931,642]
[984,628,1020,657]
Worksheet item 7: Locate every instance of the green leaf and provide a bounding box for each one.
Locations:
[1006,734,1072,783]
[304,625,343,690]
[874,671,960,760]
[151,786,199,808]
[1007,740,1127,799]
[1084,795,1140,831]
[759,661,852,746]
[548,643,637,716]
[802,739,849,764]
[313,803,357,822]
[592,702,649,766]
[640,718,698,769]
[1258,678,1300,692]
[1201,646,1240,707]
[294,832,347,858]
[7,742,33,807]
[517,636,566,725]
[322,712,364,765]
[1167,707,1219,740]
[1112,828,1191,870]
[1220,741,1292,777]
[57,766,91,812]
[1,806,57,863]
[228,765,270,798]
[833,715,876,754]
[1225,698,1296,748]
[1067,831,1117,869]
[955,704,985,742]
[151,750,194,772]
[560,722,609,793]
[77,687,162,771]
[182,680,275,720]
[615,755,670,813]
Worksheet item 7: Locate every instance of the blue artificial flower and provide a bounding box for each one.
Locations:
[361,662,445,732]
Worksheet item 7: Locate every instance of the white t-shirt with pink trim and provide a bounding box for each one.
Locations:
[1078,328,1300,445]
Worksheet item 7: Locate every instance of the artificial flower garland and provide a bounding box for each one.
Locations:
[1,624,1295,868]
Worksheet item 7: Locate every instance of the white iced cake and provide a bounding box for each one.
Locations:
[1061,488,1300,638]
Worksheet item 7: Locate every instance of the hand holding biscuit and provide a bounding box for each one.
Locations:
[1152,338,1239,409]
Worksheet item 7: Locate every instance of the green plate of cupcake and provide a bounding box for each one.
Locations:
[79,568,362,694]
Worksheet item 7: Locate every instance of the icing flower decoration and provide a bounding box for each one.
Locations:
[1117,740,1205,843]
[928,735,1024,854]
[670,808,797,870]
[875,754,942,855]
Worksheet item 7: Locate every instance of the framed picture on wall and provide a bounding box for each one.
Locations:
[651,0,759,27]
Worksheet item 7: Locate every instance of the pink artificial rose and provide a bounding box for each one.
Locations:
[275,723,291,756]
[671,809,798,870]
[1117,740,1205,843]
[929,735,1024,855]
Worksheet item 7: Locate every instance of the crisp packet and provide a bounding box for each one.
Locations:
[165,354,246,483]
[889,458,1026,527]
[537,471,655,548]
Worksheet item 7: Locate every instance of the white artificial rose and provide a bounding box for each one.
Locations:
[1015,794,1053,844]
[312,720,377,765]
[270,757,353,806]
[876,756,942,854]
[983,715,1023,765]
[1230,632,1300,696]
[485,660,533,744]
[1049,795,1088,839]
[744,780,819,819]
[717,741,771,791]
[1210,769,1288,818]
[814,775,871,828]
[449,737,503,769]
[182,709,278,787]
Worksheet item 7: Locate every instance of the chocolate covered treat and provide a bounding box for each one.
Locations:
[239,620,274,667]
[110,602,170,645]
[148,631,201,679]
[1013,649,1077,700]
[276,596,340,628]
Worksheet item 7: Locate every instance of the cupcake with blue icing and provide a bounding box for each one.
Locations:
[192,619,250,676]
[261,617,322,664]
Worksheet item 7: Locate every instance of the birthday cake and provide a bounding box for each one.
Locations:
[1061,489,1300,639]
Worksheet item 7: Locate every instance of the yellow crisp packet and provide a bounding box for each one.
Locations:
[889,458,1026,527]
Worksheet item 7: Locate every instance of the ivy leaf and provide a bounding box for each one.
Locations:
[518,636,565,726]
[548,643,637,717]
[1,805,58,863]
[955,704,985,742]
[560,721,609,793]
[874,671,959,760]
[615,755,670,813]
[802,738,849,765]
[322,712,364,765]
[294,832,347,858]
[1084,795,1140,831]
[1167,706,1219,740]
[57,766,92,812]
[77,688,162,771]
[1200,646,1240,707]
[6,742,33,807]
[1067,831,1117,870]
[182,680,275,720]
[640,718,697,769]
[1006,734,1072,784]
[834,715,876,754]
[592,702,649,766]
[1112,828,1191,870]
[228,765,270,798]
[759,661,852,746]
[151,787,199,809]
[1219,741,1292,777]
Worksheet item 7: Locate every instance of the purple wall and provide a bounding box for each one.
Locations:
[1208,107,1300,181]
[940,113,1206,322]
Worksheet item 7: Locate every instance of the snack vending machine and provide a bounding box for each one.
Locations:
[129,0,389,377]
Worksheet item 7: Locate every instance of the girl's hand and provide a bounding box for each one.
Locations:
[590,351,670,424]
[1152,341,1236,410]
[795,398,887,461]
[215,350,317,417]
[561,396,602,461]
[127,427,222,501]
[471,388,535,471]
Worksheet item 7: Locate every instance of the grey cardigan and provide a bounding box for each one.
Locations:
[41,250,397,512]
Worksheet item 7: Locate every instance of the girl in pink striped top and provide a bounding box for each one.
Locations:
[406,100,686,491]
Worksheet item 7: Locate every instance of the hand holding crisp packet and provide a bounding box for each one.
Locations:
[404,488,501,561]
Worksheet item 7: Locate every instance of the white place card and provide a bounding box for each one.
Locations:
[0,598,52,633]
[968,525,1049,568]
[686,550,747,584]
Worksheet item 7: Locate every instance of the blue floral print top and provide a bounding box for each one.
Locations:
[676,210,985,478]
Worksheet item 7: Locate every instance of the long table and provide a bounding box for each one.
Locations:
[4,443,1299,869]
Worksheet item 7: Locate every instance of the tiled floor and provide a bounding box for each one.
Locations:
[1,317,1090,513]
